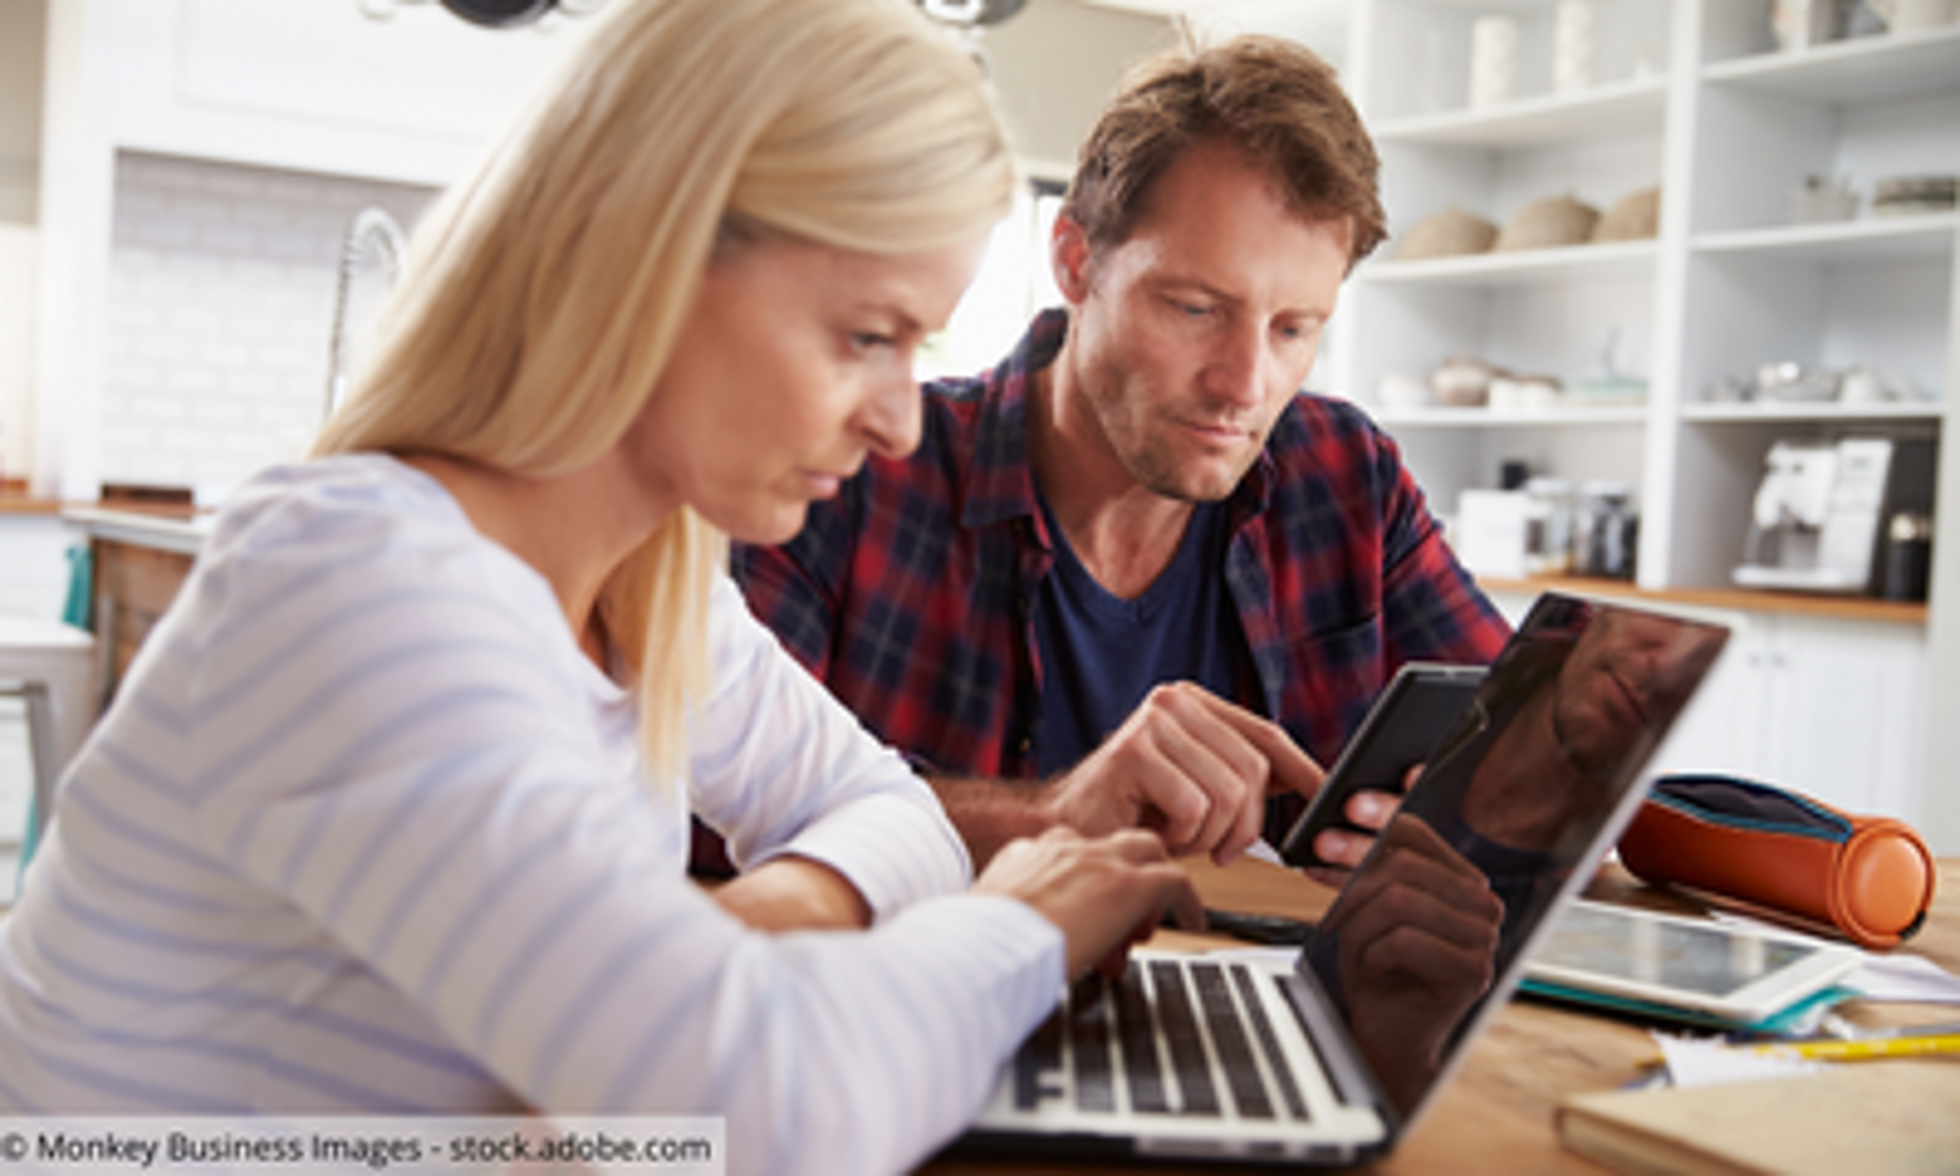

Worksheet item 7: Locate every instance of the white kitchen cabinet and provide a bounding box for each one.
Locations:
[1340,0,1959,848]
[0,513,82,622]
[1483,583,1927,822]
[1753,614,1927,819]
[1659,611,1928,819]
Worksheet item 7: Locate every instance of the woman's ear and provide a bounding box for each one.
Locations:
[1050,213,1095,307]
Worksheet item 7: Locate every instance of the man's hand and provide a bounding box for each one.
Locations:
[1044,682,1325,865]
[1299,766,1421,888]
[973,826,1204,980]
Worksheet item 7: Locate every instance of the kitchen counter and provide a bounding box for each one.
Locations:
[45,508,1930,706]
[62,505,211,556]
[62,506,209,702]
[1479,574,1929,626]
[0,482,66,516]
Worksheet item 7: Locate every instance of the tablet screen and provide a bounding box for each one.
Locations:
[1533,902,1821,998]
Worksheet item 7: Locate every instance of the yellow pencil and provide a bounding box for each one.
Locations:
[1636,1032,1960,1069]
[1744,1033,1960,1062]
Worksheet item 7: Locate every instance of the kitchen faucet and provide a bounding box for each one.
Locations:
[324,206,407,425]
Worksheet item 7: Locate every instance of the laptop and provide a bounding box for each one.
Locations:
[953,592,1731,1166]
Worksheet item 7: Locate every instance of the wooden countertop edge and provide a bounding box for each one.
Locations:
[0,494,71,517]
[1479,574,1929,626]
[2,491,200,522]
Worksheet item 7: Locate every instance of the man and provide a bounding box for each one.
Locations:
[737,35,1509,870]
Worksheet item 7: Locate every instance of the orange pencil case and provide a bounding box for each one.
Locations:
[1618,773,1937,950]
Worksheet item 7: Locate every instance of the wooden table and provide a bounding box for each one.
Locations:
[925,856,1960,1175]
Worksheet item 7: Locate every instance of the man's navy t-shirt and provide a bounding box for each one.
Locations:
[1031,496,1251,777]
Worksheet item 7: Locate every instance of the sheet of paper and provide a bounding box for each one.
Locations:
[1845,951,1960,1004]
[1652,1032,1824,1089]
[1244,838,1285,867]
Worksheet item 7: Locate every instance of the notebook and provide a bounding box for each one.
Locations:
[952,592,1732,1166]
[1557,1062,1960,1176]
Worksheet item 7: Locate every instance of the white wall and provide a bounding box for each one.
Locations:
[1919,238,1960,853]
[29,0,606,502]
[0,0,44,224]
[0,0,45,482]
[0,225,33,483]
[985,1,1178,171]
[100,152,432,497]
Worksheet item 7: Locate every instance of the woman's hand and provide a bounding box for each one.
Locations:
[972,827,1205,979]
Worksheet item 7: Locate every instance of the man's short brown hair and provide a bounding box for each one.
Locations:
[1061,35,1386,270]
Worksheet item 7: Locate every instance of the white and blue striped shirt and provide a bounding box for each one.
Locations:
[0,455,1064,1174]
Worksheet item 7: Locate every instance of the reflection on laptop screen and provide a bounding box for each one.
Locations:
[959,592,1730,1167]
[1302,595,1729,1118]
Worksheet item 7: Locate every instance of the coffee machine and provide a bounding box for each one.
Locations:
[1733,437,1936,595]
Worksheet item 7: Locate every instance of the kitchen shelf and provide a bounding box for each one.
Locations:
[1337,2,1955,582]
[1702,25,1960,105]
[1693,214,1960,264]
[1371,75,1671,149]
[1336,0,1958,841]
[1682,401,1946,424]
[1358,240,1659,288]
[1375,406,1650,428]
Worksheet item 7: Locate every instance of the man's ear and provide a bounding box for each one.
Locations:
[1050,213,1094,306]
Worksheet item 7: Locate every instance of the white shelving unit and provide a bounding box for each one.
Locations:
[1359,238,1660,285]
[1331,0,1960,844]
[1683,402,1945,424]
[1376,405,1650,427]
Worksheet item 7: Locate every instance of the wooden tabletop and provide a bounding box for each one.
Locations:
[924,856,1960,1175]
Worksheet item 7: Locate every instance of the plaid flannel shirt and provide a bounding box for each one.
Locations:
[735,308,1511,782]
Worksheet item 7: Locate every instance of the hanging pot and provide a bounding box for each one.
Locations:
[441,0,556,28]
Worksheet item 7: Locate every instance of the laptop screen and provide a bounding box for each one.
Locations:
[1300,593,1729,1120]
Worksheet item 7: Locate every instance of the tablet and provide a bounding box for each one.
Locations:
[1523,900,1866,1024]
[1279,661,1486,870]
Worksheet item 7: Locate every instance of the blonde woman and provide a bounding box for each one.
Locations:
[0,0,1198,1170]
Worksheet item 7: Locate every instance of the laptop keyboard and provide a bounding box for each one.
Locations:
[1012,959,1311,1121]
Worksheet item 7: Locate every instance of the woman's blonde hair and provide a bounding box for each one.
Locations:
[315,0,1016,784]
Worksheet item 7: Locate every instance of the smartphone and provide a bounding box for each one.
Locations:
[1279,661,1487,871]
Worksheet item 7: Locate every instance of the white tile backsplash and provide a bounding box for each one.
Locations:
[102,151,435,496]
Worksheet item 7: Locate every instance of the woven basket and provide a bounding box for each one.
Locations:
[1593,186,1661,242]
[1495,193,1600,251]
[1395,206,1499,260]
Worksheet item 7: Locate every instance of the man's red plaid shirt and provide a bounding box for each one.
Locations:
[736,309,1511,786]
